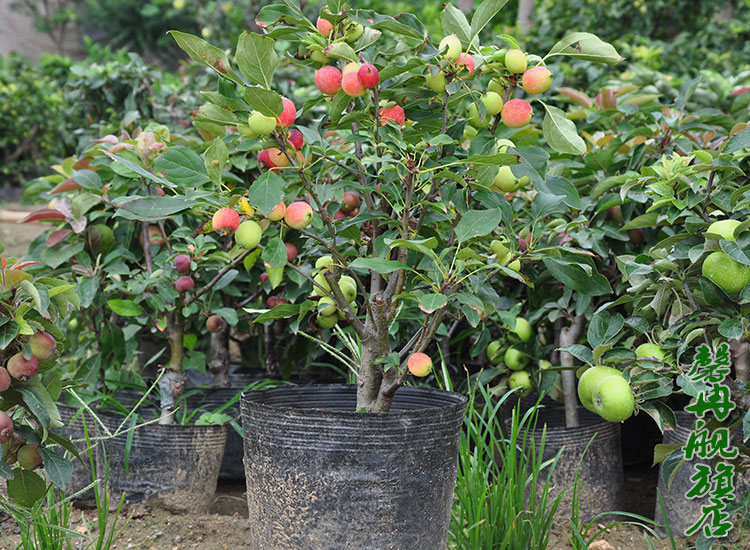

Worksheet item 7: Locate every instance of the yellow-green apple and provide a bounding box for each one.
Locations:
[235,220,263,250]
[504,49,528,74]
[248,111,277,136]
[706,219,741,241]
[702,251,750,294]
[487,340,503,364]
[438,34,462,61]
[635,343,665,362]
[504,346,529,370]
[425,70,446,93]
[509,370,533,397]
[317,312,338,329]
[508,317,532,343]
[482,92,503,116]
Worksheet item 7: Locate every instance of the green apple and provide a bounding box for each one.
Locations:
[577,365,623,412]
[702,250,750,294]
[339,275,357,302]
[509,370,533,397]
[490,238,509,258]
[317,312,338,329]
[482,92,503,116]
[591,375,635,422]
[494,166,518,192]
[508,317,532,343]
[439,34,462,61]
[504,346,529,370]
[706,219,741,241]
[488,78,505,96]
[312,273,331,296]
[495,138,514,153]
[235,220,262,250]
[487,339,503,364]
[635,343,665,362]
[248,111,277,136]
[539,359,552,370]
[425,71,446,93]
[318,297,338,316]
[467,102,489,129]
[315,255,334,272]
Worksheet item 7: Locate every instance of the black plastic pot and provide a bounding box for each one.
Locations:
[186,387,247,480]
[507,396,625,525]
[57,405,101,502]
[240,384,467,550]
[100,413,226,513]
[655,410,749,536]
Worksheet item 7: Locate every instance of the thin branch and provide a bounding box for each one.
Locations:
[185,249,251,306]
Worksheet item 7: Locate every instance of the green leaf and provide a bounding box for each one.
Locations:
[743,410,749,442]
[0,458,13,479]
[324,41,358,62]
[214,307,239,327]
[465,153,518,166]
[72,170,102,191]
[441,3,471,44]
[168,30,243,85]
[194,104,242,126]
[113,196,195,222]
[204,138,229,186]
[243,86,283,117]
[558,344,594,365]
[18,386,50,430]
[248,171,285,216]
[455,209,502,242]
[103,152,172,187]
[349,258,409,274]
[660,448,686,491]
[622,212,659,231]
[0,318,19,350]
[639,401,677,434]
[542,257,612,296]
[154,146,210,186]
[262,238,287,269]
[545,32,623,65]
[470,0,509,38]
[416,292,448,313]
[7,468,46,507]
[254,303,299,323]
[236,32,279,89]
[587,311,624,348]
[38,447,73,488]
[677,373,708,398]
[107,299,144,317]
[652,443,682,466]
[41,242,85,269]
[541,104,586,155]
[718,318,743,340]
[724,128,750,154]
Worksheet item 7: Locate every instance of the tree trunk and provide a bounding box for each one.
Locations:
[209,323,230,388]
[517,0,535,32]
[159,308,186,424]
[559,315,585,428]
[730,339,750,410]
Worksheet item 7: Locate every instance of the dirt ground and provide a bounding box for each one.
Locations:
[0,203,48,259]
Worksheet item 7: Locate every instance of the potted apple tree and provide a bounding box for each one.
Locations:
[170,0,621,546]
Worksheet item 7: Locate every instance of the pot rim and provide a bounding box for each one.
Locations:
[241,383,467,418]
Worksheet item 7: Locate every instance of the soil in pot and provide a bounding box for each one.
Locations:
[240,384,467,550]
[99,412,226,514]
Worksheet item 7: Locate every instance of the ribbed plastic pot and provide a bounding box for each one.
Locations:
[655,410,749,536]
[187,387,246,480]
[100,414,227,513]
[507,396,624,525]
[240,384,467,550]
[57,405,103,502]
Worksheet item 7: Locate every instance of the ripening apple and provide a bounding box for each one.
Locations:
[173,254,191,273]
[504,346,529,370]
[17,443,43,470]
[576,365,623,412]
[175,276,195,293]
[455,53,475,79]
[407,352,433,377]
[508,370,533,397]
[501,99,533,128]
[6,353,39,381]
[285,202,314,229]
[591,375,635,422]
[206,315,225,333]
[29,332,56,360]
[0,367,11,392]
[212,208,240,233]
[522,66,553,95]
[0,411,13,443]
[315,66,343,96]
[357,64,379,89]
[316,16,334,36]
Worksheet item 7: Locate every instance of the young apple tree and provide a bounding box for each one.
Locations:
[170,0,622,412]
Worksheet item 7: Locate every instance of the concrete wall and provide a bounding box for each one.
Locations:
[0,0,84,59]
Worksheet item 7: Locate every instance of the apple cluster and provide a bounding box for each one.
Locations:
[1,331,58,472]
[577,366,634,422]
[486,315,535,396]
